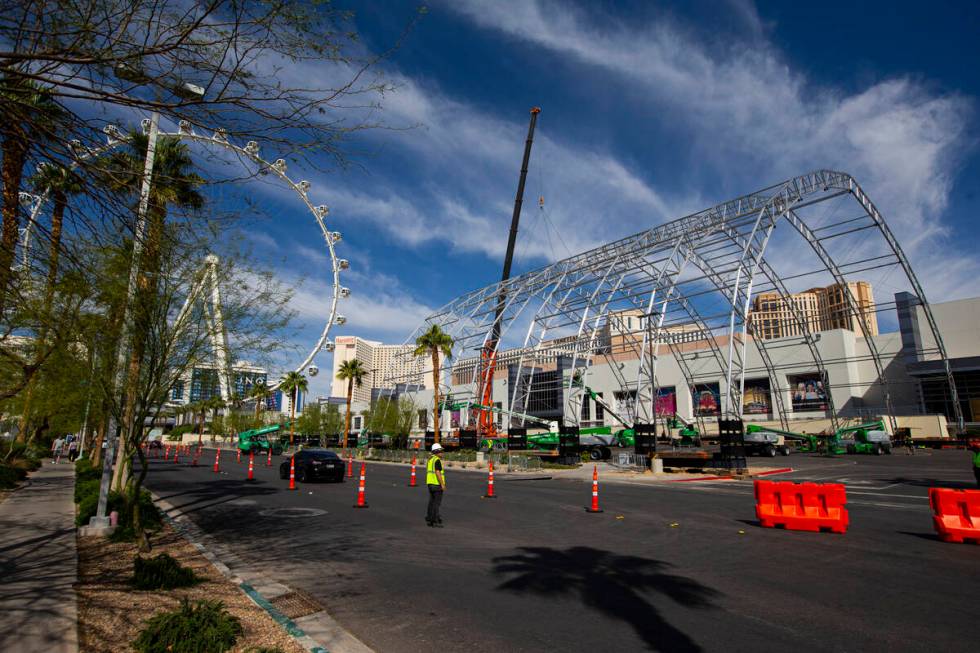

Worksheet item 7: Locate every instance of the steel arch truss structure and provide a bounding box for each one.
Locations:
[385,170,963,433]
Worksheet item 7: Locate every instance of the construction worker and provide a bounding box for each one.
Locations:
[426,443,446,527]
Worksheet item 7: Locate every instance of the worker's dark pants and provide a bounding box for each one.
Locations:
[974,467,980,488]
[426,485,443,523]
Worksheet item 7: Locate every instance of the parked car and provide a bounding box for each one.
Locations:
[279,448,346,483]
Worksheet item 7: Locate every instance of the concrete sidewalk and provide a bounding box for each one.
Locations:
[0,462,77,653]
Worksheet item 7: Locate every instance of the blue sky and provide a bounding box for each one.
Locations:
[225,0,980,398]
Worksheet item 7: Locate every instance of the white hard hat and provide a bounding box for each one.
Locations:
[431,443,443,452]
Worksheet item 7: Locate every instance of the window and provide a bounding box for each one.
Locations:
[581,395,591,421]
[595,393,604,422]
[171,381,184,401]
[418,409,427,430]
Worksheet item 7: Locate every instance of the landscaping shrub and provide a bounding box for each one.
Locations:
[0,463,27,489]
[132,553,200,590]
[75,457,102,482]
[133,599,242,653]
[167,424,198,440]
[109,489,163,541]
[74,479,161,538]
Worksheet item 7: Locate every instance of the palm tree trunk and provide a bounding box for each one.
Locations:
[431,349,440,443]
[197,411,204,447]
[289,390,296,446]
[44,191,64,298]
[344,378,353,449]
[0,130,28,319]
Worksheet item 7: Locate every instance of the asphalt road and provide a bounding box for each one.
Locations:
[143,449,979,653]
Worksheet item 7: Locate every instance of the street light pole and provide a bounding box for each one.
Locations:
[90,111,161,530]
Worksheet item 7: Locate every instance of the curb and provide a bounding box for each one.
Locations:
[152,492,373,653]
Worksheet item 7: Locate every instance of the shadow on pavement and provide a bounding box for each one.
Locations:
[897,530,943,542]
[491,546,718,652]
[153,478,279,516]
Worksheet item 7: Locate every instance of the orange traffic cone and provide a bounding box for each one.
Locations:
[267,448,273,467]
[353,463,369,508]
[347,452,353,478]
[213,447,221,473]
[165,445,171,459]
[288,455,297,491]
[408,455,417,487]
[585,464,603,513]
[247,451,255,481]
[483,460,496,499]
[237,449,241,464]
[173,447,179,464]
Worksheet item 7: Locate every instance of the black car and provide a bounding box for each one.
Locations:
[279,448,346,483]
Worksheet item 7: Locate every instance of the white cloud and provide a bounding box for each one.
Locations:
[444,0,976,297]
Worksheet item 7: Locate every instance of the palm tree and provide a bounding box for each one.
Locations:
[16,163,84,441]
[30,163,83,300]
[0,76,64,318]
[414,324,454,444]
[336,358,368,450]
[278,371,308,446]
[103,130,203,486]
[248,380,271,422]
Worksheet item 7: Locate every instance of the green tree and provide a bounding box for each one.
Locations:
[414,325,454,443]
[278,371,307,446]
[297,402,322,436]
[322,403,343,437]
[203,396,226,446]
[336,358,368,450]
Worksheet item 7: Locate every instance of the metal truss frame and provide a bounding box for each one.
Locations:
[384,170,963,433]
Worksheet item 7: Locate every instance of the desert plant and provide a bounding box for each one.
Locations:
[132,553,200,590]
[133,599,242,653]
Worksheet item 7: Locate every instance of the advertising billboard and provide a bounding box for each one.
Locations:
[742,378,772,415]
[789,373,829,411]
[691,382,721,417]
[655,386,677,416]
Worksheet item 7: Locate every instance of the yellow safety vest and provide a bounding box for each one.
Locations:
[426,455,444,486]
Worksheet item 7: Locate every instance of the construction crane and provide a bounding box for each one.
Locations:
[475,107,542,440]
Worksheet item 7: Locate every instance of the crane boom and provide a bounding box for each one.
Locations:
[476,107,541,437]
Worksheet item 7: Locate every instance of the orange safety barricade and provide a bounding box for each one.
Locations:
[929,488,980,544]
[754,480,848,533]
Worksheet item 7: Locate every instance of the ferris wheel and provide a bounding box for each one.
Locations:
[18,118,348,394]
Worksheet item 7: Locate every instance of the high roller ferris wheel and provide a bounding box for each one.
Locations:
[17,117,349,397]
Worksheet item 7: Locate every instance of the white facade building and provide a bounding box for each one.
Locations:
[330,336,429,404]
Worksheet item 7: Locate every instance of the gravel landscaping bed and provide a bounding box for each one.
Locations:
[76,523,306,653]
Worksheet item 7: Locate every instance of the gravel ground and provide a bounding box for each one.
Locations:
[76,523,306,653]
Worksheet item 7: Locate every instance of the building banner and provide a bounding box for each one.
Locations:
[655,386,677,416]
[788,373,829,411]
[691,383,721,416]
[742,378,772,414]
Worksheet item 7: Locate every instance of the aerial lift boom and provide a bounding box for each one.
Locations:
[476,108,541,439]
